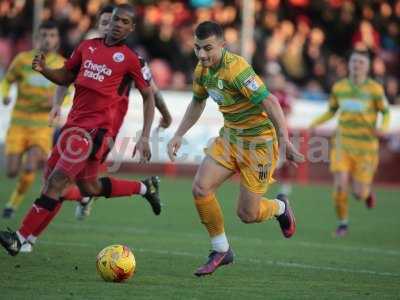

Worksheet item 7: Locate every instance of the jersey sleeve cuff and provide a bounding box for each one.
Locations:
[193,94,208,102]
[250,89,269,105]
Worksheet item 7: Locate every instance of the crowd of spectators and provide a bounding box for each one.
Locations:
[0,0,399,103]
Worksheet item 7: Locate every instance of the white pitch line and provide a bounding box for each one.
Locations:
[40,240,400,278]
[54,221,400,257]
[294,241,400,257]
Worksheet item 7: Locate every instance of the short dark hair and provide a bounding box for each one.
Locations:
[115,3,136,23]
[99,4,115,17]
[195,21,223,40]
[38,20,59,31]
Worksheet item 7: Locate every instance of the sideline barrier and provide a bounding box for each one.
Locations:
[1,90,399,185]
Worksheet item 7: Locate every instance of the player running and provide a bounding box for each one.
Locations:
[0,21,65,219]
[51,5,171,221]
[0,4,160,256]
[167,21,304,276]
[310,50,390,237]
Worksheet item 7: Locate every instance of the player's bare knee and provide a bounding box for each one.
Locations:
[192,181,212,199]
[22,164,36,173]
[237,208,258,224]
[335,184,347,194]
[47,170,71,193]
[353,189,368,201]
[78,180,102,196]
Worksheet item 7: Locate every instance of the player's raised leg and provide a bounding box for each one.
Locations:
[76,174,162,216]
[353,181,376,209]
[0,168,72,256]
[236,142,295,237]
[236,185,295,238]
[333,172,350,237]
[352,154,378,209]
[193,156,235,277]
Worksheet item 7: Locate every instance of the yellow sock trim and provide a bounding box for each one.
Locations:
[256,198,279,223]
[333,191,348,221]
[7,171,36,210]
[194,194,225,237]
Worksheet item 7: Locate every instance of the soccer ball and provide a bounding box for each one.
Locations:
[96,245,136,282]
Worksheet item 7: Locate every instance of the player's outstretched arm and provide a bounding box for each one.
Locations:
[375,90,390,136]
[1,54,21,105]
[133,87,155,163]
[261,94,305,166]
[32,52,75,86]
[150,79,172,129]
[376,109,390,136]
[49,85,69,127]
[167,99,206,161]
[139,86,155,139]
[309,90,338,129]
[309,110,336,129]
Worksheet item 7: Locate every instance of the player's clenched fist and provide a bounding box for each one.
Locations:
[32,52,46,73]
[167,135,182,162]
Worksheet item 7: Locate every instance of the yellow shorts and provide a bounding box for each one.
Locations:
[330,147,378,184]
[5,125,53,155]
[205,136,279,194]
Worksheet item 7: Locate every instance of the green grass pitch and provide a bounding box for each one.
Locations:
[0,174,399,299]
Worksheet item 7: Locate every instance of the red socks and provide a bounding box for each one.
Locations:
[32,201,62,237]
[18,178,143,240]
[18,195,61,239]
[62,178,142,200]
[100,177,142,198]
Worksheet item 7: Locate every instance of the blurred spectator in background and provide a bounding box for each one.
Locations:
[386,77,400,105]
[0,0,398,104]
[352,20,381,53]
[265,61,294,117]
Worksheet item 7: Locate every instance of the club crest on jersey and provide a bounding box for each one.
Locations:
[208,89,224,104]
[244,76,259,91]
[217,79,223,89]
[113,52,125,63]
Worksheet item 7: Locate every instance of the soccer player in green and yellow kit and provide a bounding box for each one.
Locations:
[1,21,65,219]
[310,50,390,237]
[167,21,304,276]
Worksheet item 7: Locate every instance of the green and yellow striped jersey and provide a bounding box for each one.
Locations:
[1,50,65,127]
[329,78,389,154]
[193,49,274,148]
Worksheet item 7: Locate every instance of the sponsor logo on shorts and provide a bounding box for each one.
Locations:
[258,163,269,181]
